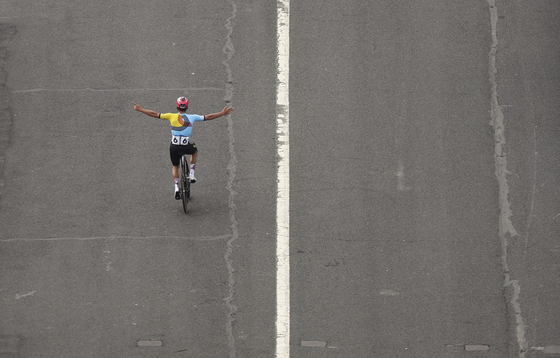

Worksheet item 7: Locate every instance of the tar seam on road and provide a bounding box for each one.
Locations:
[488,2,527,357]
[12,87,222,93]
[524,126,538,248]
[0,235,232,242]
[0,25,17,208]
[276,1,290,358]
[222,1,238,358]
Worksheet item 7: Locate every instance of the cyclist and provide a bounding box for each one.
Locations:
[133,97,233,200]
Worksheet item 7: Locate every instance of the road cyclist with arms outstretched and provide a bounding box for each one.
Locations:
[133,97,233,200]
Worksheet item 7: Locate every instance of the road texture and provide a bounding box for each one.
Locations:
[291,0,505,356]
[0,0,559,358]
[0,0,277,357]
[289,0,559,357]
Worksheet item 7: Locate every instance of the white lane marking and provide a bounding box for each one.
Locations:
[276,1,290,358]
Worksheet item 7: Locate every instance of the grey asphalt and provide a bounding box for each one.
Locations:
[1,0,559,358]
[0,1,276,357]
[289,1,560,357]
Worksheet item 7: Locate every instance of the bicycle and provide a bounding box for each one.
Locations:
[179,154,191,213]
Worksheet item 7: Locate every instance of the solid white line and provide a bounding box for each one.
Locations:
[276,1,290,358]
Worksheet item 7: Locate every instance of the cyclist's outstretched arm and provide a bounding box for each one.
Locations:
[204,106,233,121]
[133,102,160,118]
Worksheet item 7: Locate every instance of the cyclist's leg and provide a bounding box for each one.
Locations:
[187,144,198,183]
[173,165,181,199]
[170,144,182,199]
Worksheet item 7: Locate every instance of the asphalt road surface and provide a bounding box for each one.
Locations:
[1,1,559,358]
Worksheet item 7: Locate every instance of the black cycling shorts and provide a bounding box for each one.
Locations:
[169,142,197,166]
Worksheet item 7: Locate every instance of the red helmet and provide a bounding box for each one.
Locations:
[176,97,189,110]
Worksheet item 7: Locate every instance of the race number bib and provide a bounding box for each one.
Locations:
[172,135,190,145]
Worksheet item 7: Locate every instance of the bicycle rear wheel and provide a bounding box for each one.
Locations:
[185,157,191,199]
[180,155,190,213]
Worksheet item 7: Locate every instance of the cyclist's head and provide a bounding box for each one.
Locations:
[176,97,189,110]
